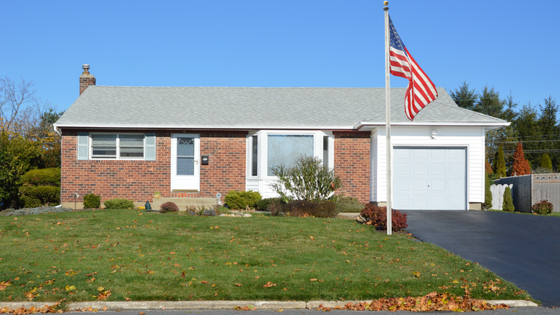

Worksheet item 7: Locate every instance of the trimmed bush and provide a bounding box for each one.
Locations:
[224,190,262,210]
[20,196,42,208]
[83,193,101,209]
[255,197,282,211]
[483,172,493,210]
[104,198,135,210]
[20,168,61,187]
[270,200,338,218]
[334,196,364,213]
[160,201,179,213]
[359,203,408,231]
[532,200,553,215]
[19,185,60,206]
[502,187,515,212]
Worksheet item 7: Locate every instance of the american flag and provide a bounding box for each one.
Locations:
[389,15,438,121]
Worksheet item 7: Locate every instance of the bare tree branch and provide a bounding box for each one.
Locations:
[0,77,37,131]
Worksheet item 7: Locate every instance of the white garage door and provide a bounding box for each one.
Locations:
[393,147,466,210]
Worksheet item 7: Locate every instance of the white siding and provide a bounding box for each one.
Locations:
[371,126,485,205]
[370,128,378,202]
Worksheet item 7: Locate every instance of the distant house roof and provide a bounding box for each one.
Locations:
[54,86,509,131]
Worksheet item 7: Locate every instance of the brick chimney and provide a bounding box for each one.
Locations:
[79,64,96,95]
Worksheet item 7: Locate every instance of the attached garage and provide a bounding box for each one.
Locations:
[393,147,467,210]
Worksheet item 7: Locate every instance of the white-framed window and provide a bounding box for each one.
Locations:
[247,130,334,178]
[77,132,156,161]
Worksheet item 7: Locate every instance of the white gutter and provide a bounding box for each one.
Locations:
[53,123,359,131]
[354,121,511,130]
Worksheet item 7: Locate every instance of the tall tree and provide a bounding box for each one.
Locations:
[537,96,559,167]
[512,104,541,167]
[541,154,553,171]
[512,142,531,176]
[494,146,507,177]
[449,81,478,111]
[474,86,505,117]
[0,77,37,133]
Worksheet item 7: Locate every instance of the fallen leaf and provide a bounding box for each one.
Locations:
[263,281,276,288]
[235,283,243,287]
[309,236,315,240]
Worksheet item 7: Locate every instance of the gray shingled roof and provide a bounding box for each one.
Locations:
[55,86,508,130]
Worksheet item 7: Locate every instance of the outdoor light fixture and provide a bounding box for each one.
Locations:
[431,130,437,139]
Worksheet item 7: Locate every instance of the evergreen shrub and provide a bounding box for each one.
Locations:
[255,197,282,211]
[19,186,60,206]
[83,193,101,209]
[224,190,262,210]
[20,168,61,187]
[502,187,515,212]
[104,198,135,209]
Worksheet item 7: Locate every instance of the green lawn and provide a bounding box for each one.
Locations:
[0,209,532,302]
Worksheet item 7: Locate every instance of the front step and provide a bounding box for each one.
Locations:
[152,198,218,211]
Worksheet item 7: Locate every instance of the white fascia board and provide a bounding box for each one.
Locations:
[54,123,358,131]
[355,121,511,130]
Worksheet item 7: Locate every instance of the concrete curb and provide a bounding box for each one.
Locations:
[0,299,538,310]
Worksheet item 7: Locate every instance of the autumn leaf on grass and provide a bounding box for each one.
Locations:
[412,271,421,278]
[263,281,276,288]
[310,279,317,282]
[174,263,181,267]
[309,236,315,240]
[24,287,38,300]
[235,283,243,287]
[0,281,12,291]
[201,280,208,284]
[97,287,112,301]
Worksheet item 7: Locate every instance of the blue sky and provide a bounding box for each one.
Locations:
[1,0,558,113]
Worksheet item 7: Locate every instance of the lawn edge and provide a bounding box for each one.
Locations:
[0,299,538,310]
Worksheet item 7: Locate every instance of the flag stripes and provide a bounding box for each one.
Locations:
[388,16,437,121]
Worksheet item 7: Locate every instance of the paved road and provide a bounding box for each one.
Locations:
[402,211,560,307]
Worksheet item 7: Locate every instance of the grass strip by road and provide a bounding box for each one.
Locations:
[0,209,532,302]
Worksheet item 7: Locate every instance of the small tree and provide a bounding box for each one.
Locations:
[483,172,493,210]
[541,154,553,172]
[270,155,342,202]
[485,161,493,174]
[511,142,531,176]
[493,146,507,177]
[502,187,515,212]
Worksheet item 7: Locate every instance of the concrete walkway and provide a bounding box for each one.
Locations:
[402,210,560,307]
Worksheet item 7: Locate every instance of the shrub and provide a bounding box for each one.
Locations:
[20,168,61,187]
[19,185,60,206]
[359,203,408,231]
[256,197,282,211]
[532,200,553,215]
[270,155,342,202]
[270,200,338,218]
[20,196,42,208]
[83,193,101,209]
[104,198,135,209]
[224,190,262,210]
[483,172,493,210]
[334,196,364,213]
[502,187,515,212]
[160,201,179,213]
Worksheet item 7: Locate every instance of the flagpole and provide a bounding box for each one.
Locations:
[383,1,392,236]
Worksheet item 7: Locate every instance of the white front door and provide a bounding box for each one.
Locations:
[171,134,200,191]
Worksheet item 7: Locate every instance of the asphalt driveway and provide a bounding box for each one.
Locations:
[402,210,560,307]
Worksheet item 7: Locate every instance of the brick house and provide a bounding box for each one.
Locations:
[54,65,509,210]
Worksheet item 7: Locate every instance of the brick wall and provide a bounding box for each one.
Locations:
[334,132,371,204]
[61,131,172,204]
[61,131,247,205]
[199,132,246,198]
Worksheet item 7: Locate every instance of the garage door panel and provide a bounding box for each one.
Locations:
[411,195,429,209]
[430,179,446,191]
[393,147,466,210]
[413,164,428,176]
[394,163,410,176]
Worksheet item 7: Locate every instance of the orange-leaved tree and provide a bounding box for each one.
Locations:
[512,142,531,176]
